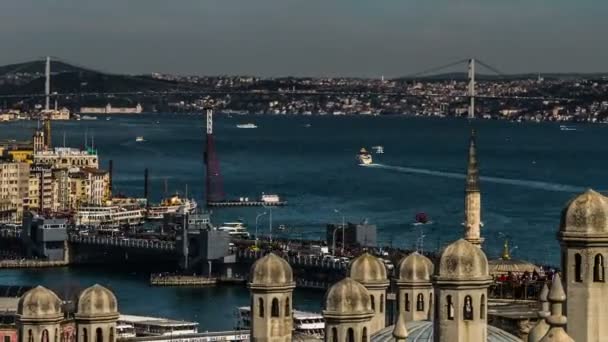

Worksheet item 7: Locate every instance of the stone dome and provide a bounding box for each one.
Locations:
[437,239,490,281]
[371,321,522,342]
[75,284,119,319]
[249,253,294,287]
[349,252,388,285]
[17,286,63,321]
[560,189,608,238]
[397,252,434,283]
[324,278,373,316]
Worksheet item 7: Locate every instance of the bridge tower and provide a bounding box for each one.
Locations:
[468,58,475,119]
[205,108,225,205]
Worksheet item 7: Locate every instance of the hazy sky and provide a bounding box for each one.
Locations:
[2,0,607,77]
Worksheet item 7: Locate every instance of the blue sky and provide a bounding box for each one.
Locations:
[2,0,607,77]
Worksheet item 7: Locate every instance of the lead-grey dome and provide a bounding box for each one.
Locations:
[371,321,522,342]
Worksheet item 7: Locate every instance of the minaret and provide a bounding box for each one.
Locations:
[558,189,608,342]
[528,284,550,342]
[249,253,295,342]
[395,252,434,322]
[464,129,483,247]
[433,239,492,342]
[539,274,573,342]
[349,252,390,334]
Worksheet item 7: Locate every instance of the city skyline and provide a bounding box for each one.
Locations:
[2,0,608,77]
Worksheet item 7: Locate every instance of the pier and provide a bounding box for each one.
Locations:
[207,200,287,207]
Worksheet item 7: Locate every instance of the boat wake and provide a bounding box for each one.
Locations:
[363,163,586,193]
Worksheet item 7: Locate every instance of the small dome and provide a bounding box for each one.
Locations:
[324,278,372,316]
[397,252,434,283]
[349,252,388,285]
[249,253,294,287]
[489,258,540,276]
[437,239,490,281]
[17,286,63,320]
[76,284,118,319]
[560,189,608,237]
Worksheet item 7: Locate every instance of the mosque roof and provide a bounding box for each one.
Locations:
[371,321,522,342]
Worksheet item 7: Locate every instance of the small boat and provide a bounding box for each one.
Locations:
[560,125,576,131]
[304,124,312,128]
[136,136,145,142]
[357,148,373,165]
[415,212,428,224]
[372,146,384,154]
[106,117,111,121]
[81,115,98,120]
[277,224,286,231]
[236,123,258,129]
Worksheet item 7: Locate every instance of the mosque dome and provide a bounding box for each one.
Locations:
[489,240,540,276]
[324,278,373,316]
[397,252,434,283]
[560,189,608,238]
[17,286,63,321]
[75,284,119,319]
[349,252,389,285]
[371,321,522,342]
[249,253,294,287]
[437,239,490,281]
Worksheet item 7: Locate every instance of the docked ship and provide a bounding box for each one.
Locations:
[146,194,197,220]
[74,205,146,227]
[357,148,373,165]
[235,306,324,339]
[236,123,258,129]
[217,221,251,239]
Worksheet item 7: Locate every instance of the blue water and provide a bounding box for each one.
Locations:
[1,114,606,329]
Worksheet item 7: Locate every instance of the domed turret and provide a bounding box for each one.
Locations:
[397,252,434,283]
[75,284,118,320]
[17,286,63,321]
[324,277,372,316]
[437,238,490,281]
[349,252,388,284]
[249,253,294,288]
[560,189,608,238]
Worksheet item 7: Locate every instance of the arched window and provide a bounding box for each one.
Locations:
[362,327,368,342]
[446,295,454,320]
[346,328,354,342]
[429,293,433,320]
[463,295,474,320]
[370,295,375,311]
[575,253,583,282]
[405,293,410,312]
[82,329,88,342]
[109,328,114,342]
[28,330,33,342]
[396,293,400,312]
[54,329,58,342]
[594,254,605,282]
[480,294,486,319]
[285,297,290,317]
[332,328,338,342]
[42,330,49,342]
[416,293,424,311]
[380,294,384,313]
[95,328,102,342]
[271,298,280,317]
[258,298,264,317]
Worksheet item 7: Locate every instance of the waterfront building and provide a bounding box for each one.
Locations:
[34,147,99,169]
[326,222,377,250]
[394,252,434,322]
[348,253,389,334]
[27,165,54,212]
[80,103,143,114]
[41,108,70,121]
[21,213,68,261]
[7,149,33,164]
[0,160,29,223]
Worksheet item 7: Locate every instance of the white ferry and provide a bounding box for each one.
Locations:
[136,136,145,142]
[147,195,197,220]
[81,115,98,120]
[74,205,145,227]
[119,314,199,337]
[236,306,324,339]
[116,323,137,339]
[357,148,373,165]
[236,123,257,129]
[217,221,250,239]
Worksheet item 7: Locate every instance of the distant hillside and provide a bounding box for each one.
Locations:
[0,60,87,76]
[395,72,608,81]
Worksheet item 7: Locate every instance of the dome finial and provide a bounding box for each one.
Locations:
[501,239,511,260]
[528,283,550,342]
[392,312,409,341]
[539,274,573,342]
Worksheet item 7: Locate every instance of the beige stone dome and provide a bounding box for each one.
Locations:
[324,277,372,316]
[17,286,63,321]
[249,253,294,287]
[397,252,434,283]
[349,252,388,284]
[437,239,490,281]
[75,284,118,319]
[560,189,608,237]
